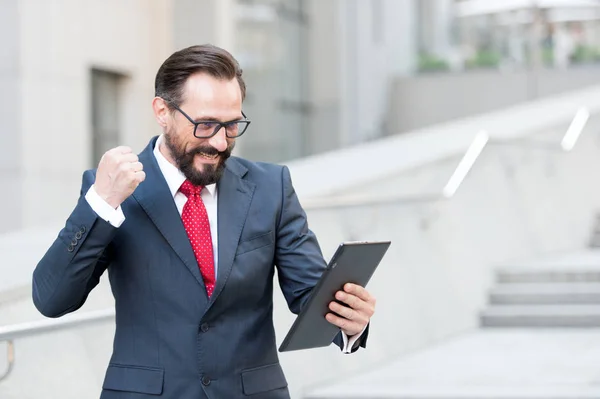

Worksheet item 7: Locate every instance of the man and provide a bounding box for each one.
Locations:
[32,44,375,399]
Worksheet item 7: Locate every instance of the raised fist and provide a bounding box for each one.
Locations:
[94,146,145,209]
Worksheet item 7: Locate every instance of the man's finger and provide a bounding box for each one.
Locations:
[325,313,362,336]
[112,146,132,154]
[329,300,356,320]
[335,291,366,312]
[344,283,374,303]
[130,161,144,172]
[134,171,146,183]
[120,153,139,164]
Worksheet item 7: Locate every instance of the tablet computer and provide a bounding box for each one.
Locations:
[278,240,391,352]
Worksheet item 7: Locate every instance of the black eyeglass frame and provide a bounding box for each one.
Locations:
[164,99,251,139]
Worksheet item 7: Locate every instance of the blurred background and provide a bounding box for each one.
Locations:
[3,0,600,398]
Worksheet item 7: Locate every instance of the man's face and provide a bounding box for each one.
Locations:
[162,72,242,186]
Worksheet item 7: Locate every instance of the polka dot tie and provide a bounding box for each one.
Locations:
[179,180,215,297]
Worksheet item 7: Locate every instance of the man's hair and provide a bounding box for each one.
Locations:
[154,44,246,107]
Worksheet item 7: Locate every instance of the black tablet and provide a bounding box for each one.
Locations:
[278,240,391,352]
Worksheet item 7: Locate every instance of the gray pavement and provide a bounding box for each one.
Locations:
[304,329,600,399]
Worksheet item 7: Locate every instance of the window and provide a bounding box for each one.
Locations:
[234,0,310,162]
[91,69,123,167]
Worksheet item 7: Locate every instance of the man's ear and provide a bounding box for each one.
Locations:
[152,97,170,127]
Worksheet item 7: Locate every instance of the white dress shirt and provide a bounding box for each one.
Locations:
[85,135,362,353]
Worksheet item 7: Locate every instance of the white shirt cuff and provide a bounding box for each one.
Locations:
[341,324,367,353]
[85,185,126,228]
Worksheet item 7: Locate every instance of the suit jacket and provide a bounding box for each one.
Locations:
[32,136,367,399]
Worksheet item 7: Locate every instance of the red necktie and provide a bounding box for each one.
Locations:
[179,180,215,297]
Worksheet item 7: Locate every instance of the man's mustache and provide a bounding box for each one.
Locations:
[187,146,228,157]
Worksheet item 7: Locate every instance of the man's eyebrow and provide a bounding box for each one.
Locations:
[191,115,244,123]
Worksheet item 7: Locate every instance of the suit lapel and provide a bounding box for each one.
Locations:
[132,137,207,298]
[209,158,255,307]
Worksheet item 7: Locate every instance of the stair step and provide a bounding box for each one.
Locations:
[480,305,600,327]
[496,268,600,284]
[490,283,600,304]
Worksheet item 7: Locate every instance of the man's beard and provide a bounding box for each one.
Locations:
[164,131,234,186]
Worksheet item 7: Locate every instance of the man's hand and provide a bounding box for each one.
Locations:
[326,283,376,337]
[94,146,146,209]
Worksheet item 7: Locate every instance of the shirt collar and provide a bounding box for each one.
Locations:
[153,134,217,198]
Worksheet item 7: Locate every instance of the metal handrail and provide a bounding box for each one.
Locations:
[303,107,590,211]
[0,308,114,342]
[0,107,591,384]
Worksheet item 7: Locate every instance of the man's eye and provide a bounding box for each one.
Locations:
[199,122,218,129]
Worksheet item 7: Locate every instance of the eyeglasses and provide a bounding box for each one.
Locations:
[165,100,251,139]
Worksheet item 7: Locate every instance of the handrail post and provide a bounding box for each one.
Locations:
[561,107,590,152]
[0,340,15,383]
[442,130,490,199]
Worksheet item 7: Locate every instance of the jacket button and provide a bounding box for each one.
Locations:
[67,245,74,253]
[200,323,209,333]
[201,376,211,386]
[75,231,82,239]
[79,226,86,234]
[71,239,78,246]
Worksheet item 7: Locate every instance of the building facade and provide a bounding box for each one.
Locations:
[0,0,431,233]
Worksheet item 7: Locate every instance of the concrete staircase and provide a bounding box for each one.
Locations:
[480,252,600,327]
[304,251,600,399]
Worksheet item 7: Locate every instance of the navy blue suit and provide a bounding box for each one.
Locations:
[32,136,365,398]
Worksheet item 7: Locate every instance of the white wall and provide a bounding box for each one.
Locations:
[387,67,600,135]
[17,0,173,230]
[0,0,23,234]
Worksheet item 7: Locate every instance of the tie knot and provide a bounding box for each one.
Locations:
[179,180,203,198]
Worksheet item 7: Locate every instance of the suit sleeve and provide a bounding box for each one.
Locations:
[32,170,117,318]
[274,165,327,314]
[274,166,368,352]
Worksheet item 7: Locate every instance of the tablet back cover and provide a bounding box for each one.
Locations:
[278,241,390,352]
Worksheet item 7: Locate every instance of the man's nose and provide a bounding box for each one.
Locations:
[208,126,228,152]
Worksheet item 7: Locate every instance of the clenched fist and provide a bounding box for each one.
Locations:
[94,146,146,209]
